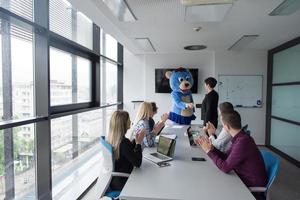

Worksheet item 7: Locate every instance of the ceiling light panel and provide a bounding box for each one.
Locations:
[185,4,233,22]
[102,0,137,21]
[269,0,300,16]
[228,35,259,51]
[181,0,234,6]
[135,38,156,52]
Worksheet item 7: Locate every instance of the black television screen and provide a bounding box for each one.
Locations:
[155,68,198,93]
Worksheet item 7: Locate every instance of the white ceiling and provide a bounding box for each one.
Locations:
[83,0,300,54]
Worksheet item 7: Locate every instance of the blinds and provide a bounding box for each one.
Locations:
[49,0,72,41]
[0,0,34,21]
[0,20,33,42]
[49,0,93,49]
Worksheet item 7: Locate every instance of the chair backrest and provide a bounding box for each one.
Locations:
[242,124,251,136]
[94,137,114,198]
[260,150,280,191]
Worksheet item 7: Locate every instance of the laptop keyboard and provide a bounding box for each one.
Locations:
[151,152,170,160]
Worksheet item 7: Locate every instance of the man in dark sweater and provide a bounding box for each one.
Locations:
[196,111,268,188]
[201,77,219,128]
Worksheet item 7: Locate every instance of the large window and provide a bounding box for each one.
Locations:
[49,0,93,49]
[267,38,300,167]
[0,23,34,122]
[51,109,103,197]
[50,48,92,106]
[0,0,123,199]
[0,125,36,199]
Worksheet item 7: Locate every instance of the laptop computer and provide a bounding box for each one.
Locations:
[186,126,202,147]
[143,136,175,164]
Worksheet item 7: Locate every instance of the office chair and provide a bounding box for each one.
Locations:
[249,150,279,200]
[242,124,251,136]
[95,137,130,200]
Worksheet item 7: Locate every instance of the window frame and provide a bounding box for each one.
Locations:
[266,36,300,168]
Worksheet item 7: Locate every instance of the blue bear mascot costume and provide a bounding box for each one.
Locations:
[166,67,196,125]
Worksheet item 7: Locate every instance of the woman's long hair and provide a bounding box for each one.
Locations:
[133,101,153,125]
[107,110,130,160]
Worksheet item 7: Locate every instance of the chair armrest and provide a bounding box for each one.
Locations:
[249,187,267,192]
[111,172,130,178]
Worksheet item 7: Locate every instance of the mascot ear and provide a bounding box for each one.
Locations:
[165,71,172,79]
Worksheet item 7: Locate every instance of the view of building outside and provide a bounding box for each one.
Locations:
[0,0,120,198]
[0,31,118,200]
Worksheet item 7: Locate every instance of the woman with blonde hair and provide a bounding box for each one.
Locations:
[108,110,145,191]
[132,101,157,147]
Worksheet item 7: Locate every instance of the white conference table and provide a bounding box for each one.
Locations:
[119,125,255,200]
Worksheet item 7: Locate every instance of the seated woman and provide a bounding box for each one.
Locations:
[108,110,145,191]
[132,101,157,148]
[149,102,169,135]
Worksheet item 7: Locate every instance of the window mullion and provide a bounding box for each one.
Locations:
[34,0,52,199]
[1,16,15,199]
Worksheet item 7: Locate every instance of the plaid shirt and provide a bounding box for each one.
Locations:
[133,119,155,148]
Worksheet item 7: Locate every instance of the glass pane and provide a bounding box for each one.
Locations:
[49,0,72,41]
[50,48,72,106]
[77,12,93,49]
[0,125,36,199]
[273,43,300,84]
[51,109,103,198]
[78,110,103,153]
[105,106,118,137]
[101,60,118,104]
[50,47,92,106]
[0,0,34,21]
[77,57,91,103]
[0,20,34,122]
[14,124,36,199]
[0,130,5,199]
[49,0,93,49]
[272,85,300,122]
[105,34,118,61]
[270,118,300,161]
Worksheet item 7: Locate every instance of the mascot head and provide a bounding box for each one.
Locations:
[165,67,194,93]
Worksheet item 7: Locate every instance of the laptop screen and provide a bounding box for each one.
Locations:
[157,136,172,155]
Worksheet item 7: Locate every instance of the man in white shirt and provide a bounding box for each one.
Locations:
[203,102,233,152]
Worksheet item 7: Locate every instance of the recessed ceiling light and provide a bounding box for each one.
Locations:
[184,45,207,50]
[135,38,156,52]
[102,0,137,21]
[185,4,233,22]
[228,35,259,51]
[181,0,234,6]
[269,0,300,16]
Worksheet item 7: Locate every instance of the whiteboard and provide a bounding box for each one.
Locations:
[218,75,263,108]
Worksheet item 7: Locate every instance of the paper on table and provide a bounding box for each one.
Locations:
[171,125,184,129]
[160,134,177,140]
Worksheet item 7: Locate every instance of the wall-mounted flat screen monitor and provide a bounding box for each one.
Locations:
[155,68,198,93]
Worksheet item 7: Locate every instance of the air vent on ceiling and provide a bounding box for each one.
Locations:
[102,0,137,21]
[228,35,259,51]
[135,38,156,52]
[184,45,207,50]
[269,0,300,16]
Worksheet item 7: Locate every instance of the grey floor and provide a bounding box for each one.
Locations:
[262,148,300,200]
[80,147,300,200]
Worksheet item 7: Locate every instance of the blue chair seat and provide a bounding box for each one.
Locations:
[105,190,121,199]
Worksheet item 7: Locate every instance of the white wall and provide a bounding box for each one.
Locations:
[214,50,268,144]
[123,50,268,144]
[123,48,146,120]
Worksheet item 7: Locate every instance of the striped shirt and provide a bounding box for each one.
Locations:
[133,119,156,148]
